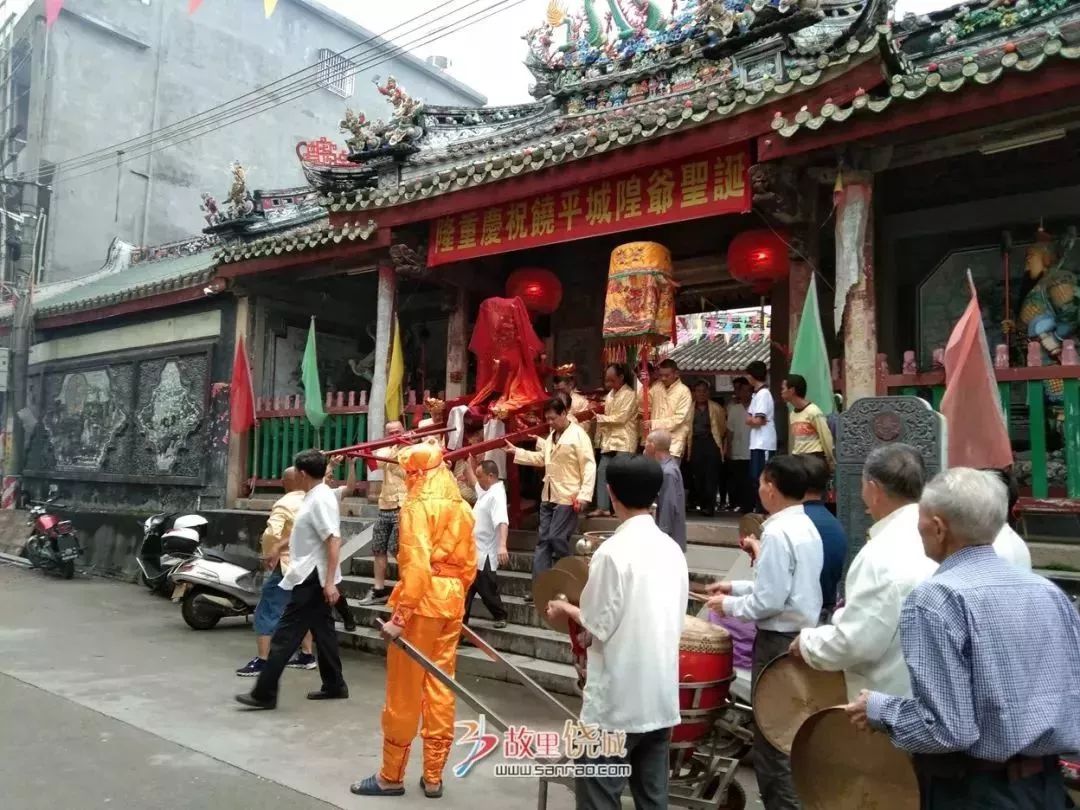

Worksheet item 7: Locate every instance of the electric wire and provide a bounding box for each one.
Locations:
[47,0,525,189]
[12,0,519,183]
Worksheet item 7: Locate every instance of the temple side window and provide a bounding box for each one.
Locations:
[317,48,355,99]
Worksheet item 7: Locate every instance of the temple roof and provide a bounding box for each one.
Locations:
[0,236,218,325]
[296,0,886,213]
[771,0,1080,137]
[663,332,771,372]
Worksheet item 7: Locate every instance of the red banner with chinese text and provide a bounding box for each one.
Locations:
[426,144,751,267]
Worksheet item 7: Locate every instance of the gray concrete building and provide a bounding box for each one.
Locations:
[5,0,484,282]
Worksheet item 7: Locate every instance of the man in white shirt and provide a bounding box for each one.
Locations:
[744,361,777,514]
[462,460,509,628]
[706,454,822,810]
[790,443,937,701]
[546,455,689,809]
[725,377,752,512]
[984,468,1033,571]
[238,449,348,710]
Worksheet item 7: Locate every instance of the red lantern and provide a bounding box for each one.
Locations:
[727,230,790,294]
[506,267,563,315]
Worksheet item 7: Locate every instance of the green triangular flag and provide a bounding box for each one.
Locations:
[302,317,327,429]
[790,276,834,415]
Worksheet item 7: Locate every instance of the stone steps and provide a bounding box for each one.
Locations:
[235,494,748,696]
[343,597,577,667]
[334,621,579,697]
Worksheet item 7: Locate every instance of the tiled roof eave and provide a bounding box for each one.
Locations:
[771,36,1080,138]
[321,36,883,216]
[213,218,378,264]
[33,266,217,319]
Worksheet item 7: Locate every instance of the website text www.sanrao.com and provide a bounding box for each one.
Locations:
[493,762,633,778]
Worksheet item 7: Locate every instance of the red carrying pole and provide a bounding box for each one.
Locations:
[324,426,452,457]
[442,409,598,464]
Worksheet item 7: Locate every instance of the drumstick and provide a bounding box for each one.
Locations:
[688,591,709,603]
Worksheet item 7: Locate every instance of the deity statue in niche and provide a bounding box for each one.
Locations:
[1017,225,1079,426]
[137,361,203,473]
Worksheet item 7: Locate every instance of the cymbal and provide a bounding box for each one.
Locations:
[752,653,847,754]
[737,513,765,540]
[554,555,590,585]
[532,568,585,634]
[792,707,919,810]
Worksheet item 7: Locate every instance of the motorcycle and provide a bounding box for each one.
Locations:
[171,553,260,630]
[24,498,83,579]
[136,513,208,594]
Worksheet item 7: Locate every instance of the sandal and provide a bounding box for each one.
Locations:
[420,777,444,799]
[350,775,405,797]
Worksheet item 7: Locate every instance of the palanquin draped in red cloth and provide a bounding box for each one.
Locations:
[468,296,548,415]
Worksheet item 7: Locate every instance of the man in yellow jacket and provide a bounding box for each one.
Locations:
[351,442,476,800]
[589,363,638,517]
[642,359,693,459]
[686,381,727,517]
[507,397,596,588]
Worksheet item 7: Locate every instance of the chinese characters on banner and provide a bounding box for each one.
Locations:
[427,144,751,267]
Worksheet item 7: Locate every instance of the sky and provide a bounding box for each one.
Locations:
[0,0,962,107]
[321,0,963,107]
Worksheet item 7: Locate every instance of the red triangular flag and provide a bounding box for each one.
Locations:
[939,274,1013,469]
[45,0,63,26]
[229,336,257,434]
[188,0,205,13]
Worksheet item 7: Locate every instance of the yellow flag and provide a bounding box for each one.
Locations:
[385,317,405,421]
[264,0,279,17]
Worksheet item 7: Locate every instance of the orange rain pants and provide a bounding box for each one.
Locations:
[379,612,464,786]
[379,442,476,787]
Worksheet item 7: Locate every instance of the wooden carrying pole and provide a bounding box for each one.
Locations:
[323,426,452,458]
[441,409,597,464]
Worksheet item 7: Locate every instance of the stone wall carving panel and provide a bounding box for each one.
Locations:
[26,342,213,485]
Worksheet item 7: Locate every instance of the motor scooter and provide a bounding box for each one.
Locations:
[170,554,260,630]
[24,498,83,579]
[135,513,208,594]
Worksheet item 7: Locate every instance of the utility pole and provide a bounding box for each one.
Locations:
[5,11,48,488]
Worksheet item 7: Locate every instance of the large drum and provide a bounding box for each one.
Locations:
[671,616,734,753]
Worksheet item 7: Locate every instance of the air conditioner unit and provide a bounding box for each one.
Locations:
[425,55,452,71]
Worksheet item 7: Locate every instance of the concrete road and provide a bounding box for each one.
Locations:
[0,564,759,809]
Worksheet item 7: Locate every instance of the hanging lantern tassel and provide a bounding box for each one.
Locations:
[265,0,279,17]
[189,0,205,13]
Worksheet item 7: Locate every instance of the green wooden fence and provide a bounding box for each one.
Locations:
[882,352,1080,499]
[247,392,427,486]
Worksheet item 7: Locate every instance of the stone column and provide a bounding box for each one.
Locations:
[367,265,397,450]
[445,287,468,400]
[836,174,877,404]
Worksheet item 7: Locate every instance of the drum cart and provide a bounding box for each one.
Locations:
[377,619,746,810]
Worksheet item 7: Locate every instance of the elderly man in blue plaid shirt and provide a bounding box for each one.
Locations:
[847,467,1080,808]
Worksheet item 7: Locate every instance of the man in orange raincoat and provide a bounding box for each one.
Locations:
[351,441,477,799]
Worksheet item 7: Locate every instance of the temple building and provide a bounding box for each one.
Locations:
[7,0,1080,553]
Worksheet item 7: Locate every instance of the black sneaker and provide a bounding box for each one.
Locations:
[358,587,390,606]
